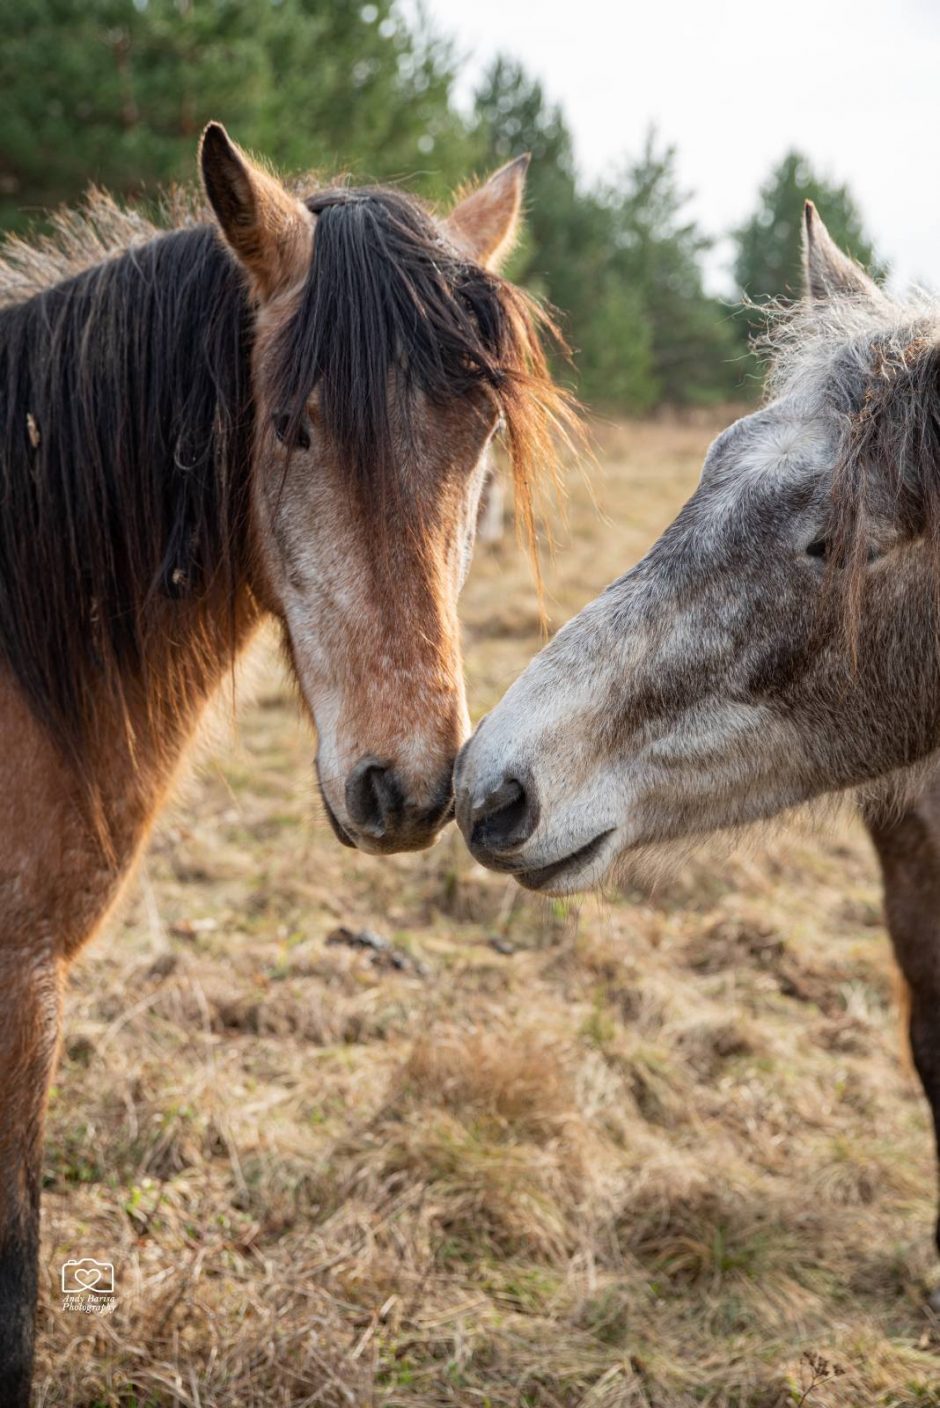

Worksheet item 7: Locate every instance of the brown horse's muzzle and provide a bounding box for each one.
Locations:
[318,754,455,853]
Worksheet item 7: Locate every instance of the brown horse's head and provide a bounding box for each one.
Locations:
[200,125,566,853]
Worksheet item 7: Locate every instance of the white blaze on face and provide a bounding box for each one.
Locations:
[250,390,495,841]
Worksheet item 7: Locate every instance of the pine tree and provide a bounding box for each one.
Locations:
[0,0,471,229]
[733,150,883,302]
[599,131,740,406]
[474,59,659,410]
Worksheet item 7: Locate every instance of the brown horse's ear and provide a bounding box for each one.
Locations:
[802,200,882,304]
[200,122,313,299]
[444,155,530,271]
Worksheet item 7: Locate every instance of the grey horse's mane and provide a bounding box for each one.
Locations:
[756,290,940,615]
[759,287,940,424]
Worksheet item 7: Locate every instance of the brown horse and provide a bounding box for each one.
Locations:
[0,125,570,1404]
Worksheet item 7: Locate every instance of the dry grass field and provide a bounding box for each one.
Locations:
[35,416,940,1407]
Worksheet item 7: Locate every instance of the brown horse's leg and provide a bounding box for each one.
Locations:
[865,779,940,1264]
[0,948,61,1407]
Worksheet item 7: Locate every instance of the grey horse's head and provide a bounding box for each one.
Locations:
[456,205,940,893]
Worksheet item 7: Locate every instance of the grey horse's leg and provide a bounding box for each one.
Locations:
[865,780,940,1269]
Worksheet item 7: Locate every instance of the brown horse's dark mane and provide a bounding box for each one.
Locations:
[0,184,572,777]
[277,183,573,561]
[0,194,254,779]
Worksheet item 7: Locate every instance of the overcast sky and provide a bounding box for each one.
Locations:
[417,0,940,295]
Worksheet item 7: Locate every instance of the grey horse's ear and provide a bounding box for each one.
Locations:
[802,200,882,304]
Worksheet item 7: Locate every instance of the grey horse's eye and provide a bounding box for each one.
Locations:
[805,535,881,566]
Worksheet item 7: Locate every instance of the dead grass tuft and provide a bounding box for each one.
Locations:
[397,1024,575,1136]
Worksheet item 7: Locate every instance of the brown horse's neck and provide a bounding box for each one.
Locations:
[83,580,264,872]
[0,573,266,975]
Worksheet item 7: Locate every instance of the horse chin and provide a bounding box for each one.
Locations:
[511,827,620,895]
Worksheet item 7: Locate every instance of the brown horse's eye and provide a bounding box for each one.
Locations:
[272,411,311,451]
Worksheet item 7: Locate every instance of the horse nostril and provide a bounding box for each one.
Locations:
[469,775,538,853]
[345,756,401,839]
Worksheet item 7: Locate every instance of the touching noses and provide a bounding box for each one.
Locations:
[456,770,539,862]
[338,754,455,853]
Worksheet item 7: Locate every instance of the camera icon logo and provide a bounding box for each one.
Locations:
[61,1258,114,1295]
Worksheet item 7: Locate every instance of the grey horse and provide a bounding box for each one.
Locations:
[456,205,940,1263]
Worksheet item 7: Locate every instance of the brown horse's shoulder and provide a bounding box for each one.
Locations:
[0,671,148,962]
